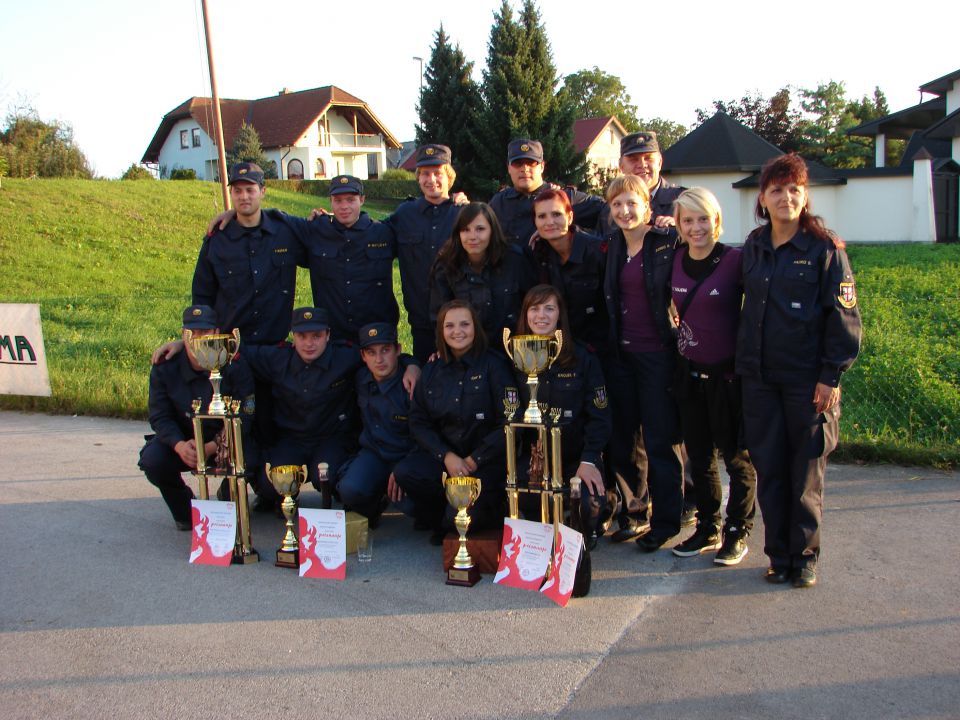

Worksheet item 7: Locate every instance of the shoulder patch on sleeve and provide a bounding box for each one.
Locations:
[838,282,857,309]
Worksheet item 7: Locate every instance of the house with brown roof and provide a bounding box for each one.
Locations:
[142,85,402,181]
[573,116,627,187]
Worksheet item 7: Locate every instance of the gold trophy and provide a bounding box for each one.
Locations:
[185,328,241,415]
[266,463,307,568]
[502,329,563,424]
[443,473,482,587]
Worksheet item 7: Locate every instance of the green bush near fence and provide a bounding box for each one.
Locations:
[0,178,957,467]
[266,177,420,200]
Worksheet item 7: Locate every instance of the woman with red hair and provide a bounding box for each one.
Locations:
[737,154,861,589]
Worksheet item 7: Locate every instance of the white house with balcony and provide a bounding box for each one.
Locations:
[142,85,402,181]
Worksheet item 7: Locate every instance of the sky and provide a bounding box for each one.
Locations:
[2,0,957,178]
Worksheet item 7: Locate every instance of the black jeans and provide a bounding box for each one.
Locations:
[677,372,756,533]
[606,350,683,537]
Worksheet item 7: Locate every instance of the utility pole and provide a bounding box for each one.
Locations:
[201,0,230,210]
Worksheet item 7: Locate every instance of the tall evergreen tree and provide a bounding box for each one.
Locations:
[415,24,482,190]
[472,0,586,194]
[226,121,277,178]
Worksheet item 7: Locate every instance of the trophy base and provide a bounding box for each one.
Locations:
[446,565,481,587]
[232,549,259,565]
[275,549,299,569]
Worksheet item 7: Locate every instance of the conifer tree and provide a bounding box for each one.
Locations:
[226,121,277,178]
[472,0,586,193]
[415,24,482,190]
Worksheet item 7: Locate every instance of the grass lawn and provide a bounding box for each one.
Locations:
[1,179,958,466]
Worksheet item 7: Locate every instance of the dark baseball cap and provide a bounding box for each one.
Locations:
[329,175,364,196]
[291,307,330,332]
[620,132,660,157]
[228,162,265,186]
[507,139,544,163]
[182,305,218,330]
[415,144,452,167]
[358,322,398,348]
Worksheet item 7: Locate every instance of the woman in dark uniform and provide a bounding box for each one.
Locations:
[512,285,612,549]
[602,175,684,553]
[530,189,608,352]
[667,188,757,565]
[737,154,861,589]
[429,202,536,346]
[394,299,517,544]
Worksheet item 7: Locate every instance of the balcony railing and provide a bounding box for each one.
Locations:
[320,132,382,149]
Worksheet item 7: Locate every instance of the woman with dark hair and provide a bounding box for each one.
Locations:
[512,285,612,548]
[668,188,757,566]
[393,300,517,544]
[530,188,609,353]
[737,154,861,589]
[430,202,537,343]
[602,175,684,553]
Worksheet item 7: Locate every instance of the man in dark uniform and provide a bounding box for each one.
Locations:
[489,138,604,246]
[294,176,399,343]
[336,323,414,527]
[385,144,464,362]
[597,132,686,238]
[191,162,305,345]
[139,305,255,530]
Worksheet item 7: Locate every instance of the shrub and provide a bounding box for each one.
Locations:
[121,163,154,180]
[382,168,415,181]
[169,167,197,180]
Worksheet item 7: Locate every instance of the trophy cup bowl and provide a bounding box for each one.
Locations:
[443,474,482,587]
[266,463,307,568]
[502,329,563,424]
[186,328,241,415]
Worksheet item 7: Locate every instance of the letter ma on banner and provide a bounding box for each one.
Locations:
[0,304,52,397]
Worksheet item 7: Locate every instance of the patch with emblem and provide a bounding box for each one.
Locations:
[192,308,202,316]
[303,311,313,319]
[368,328,378,337]
[425,147,435,155]
[239,168,248,175]
[520,143,530,152]
[339,177,349,184]
[242,395,256,415]
[838,282,857,308]
[593,386,608,409]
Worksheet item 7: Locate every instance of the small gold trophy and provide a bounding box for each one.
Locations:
[266,463,307,568]
[443,473,482,587]
[503,329,563,424]
[185,328,241,415]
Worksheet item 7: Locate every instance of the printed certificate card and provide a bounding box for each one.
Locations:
[298,508,347,580]
[188,500,236,566]
[540,523,584,607]
[494,517,554,590]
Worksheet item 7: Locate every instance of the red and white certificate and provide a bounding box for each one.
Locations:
[493,517,554,590]
[188,500,235,566]
[298,508,346,580]
[540,523,584,607]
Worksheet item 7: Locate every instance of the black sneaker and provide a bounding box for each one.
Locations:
[714,527,749,566]
[636,531,673,553]
[672,526,721,557]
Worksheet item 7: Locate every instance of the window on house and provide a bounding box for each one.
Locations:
[288,159,304,180]
[180,130,189,149]
[192,128,201,147]
[315,159,325,178]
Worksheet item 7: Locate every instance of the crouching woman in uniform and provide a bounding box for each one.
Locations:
[667,188,757,565]
[737,154,861,589]
[511,285,612,549]
[394,300,518,545]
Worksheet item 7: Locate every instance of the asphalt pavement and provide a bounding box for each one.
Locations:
[1,411,957,719]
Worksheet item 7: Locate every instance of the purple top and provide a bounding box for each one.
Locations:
[620,252,664,352]
[671,245,742,369]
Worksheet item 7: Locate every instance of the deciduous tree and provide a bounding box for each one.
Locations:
[562,67,640,131]
[0,107,93,178]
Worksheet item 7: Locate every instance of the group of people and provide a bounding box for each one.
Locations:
[140,130,861,589]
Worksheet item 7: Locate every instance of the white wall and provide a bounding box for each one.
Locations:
[664,171,920,244]
[156,118,217,180]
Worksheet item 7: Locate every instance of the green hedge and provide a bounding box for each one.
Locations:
[266,178,420,200]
